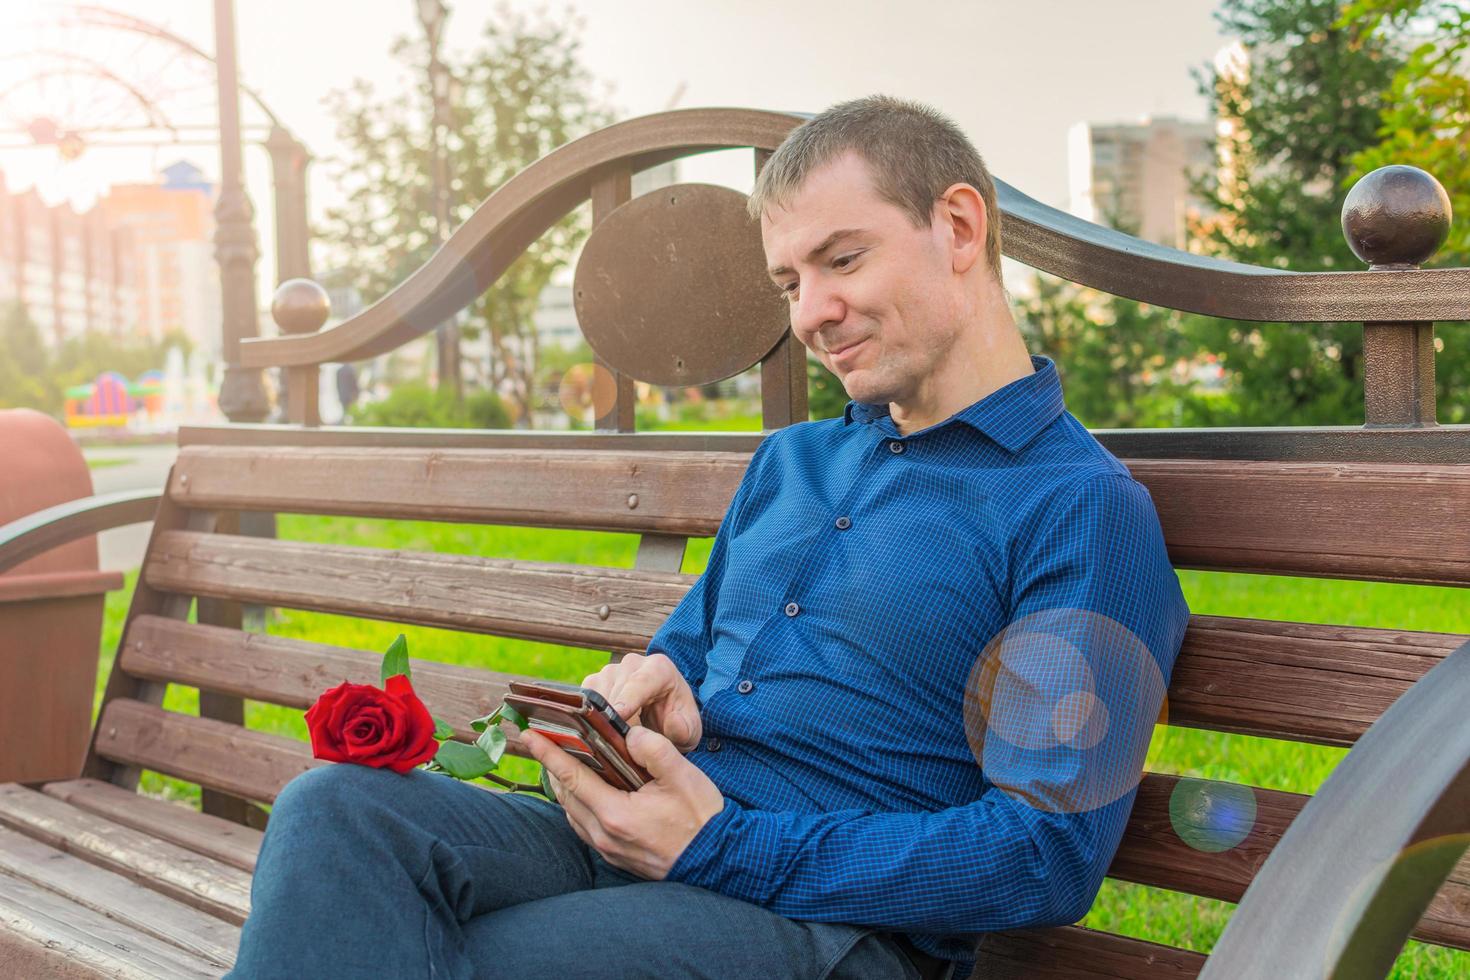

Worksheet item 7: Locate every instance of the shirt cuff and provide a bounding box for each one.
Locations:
[667,795,741,885]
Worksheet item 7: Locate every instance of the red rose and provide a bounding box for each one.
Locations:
[305,674,439,774]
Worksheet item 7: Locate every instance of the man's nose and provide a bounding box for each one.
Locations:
[790,277,845,342]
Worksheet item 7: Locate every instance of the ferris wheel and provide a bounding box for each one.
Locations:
[0,4,281,160]
[0,3,311,283]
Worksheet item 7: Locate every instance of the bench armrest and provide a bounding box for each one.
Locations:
[1200,637,1470,977]
[0,489,163,575]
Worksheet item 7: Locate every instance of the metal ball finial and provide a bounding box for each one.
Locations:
[1341,165,1452,269]
[271,278,331,335]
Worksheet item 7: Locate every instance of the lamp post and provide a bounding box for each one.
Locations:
[212,0,269,422]
[415,0,462,400]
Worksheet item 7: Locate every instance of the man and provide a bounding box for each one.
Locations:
[228,95,1190,980]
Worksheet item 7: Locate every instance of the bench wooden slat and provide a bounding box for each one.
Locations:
[94,700,321,807]
[167,446,1470,586]
[0,869,224,979]
[170,445,748,535]
[967,924,1206,978]
[120,606,1460,751]
[0,825,237,969]
[40,778,262,874]
[120,615,534,743]
[0,783,250,925]
[143,531,690,653]
[1112,773,1469,949]
[1169,616,1464,748]
[1140,459,1470,587]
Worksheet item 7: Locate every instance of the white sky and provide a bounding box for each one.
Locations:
[0,0,1229,288]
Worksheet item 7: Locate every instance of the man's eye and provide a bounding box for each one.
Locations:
[834,254,855,269]
[780,282,799,297]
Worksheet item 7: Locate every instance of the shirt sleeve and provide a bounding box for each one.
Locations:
[665,472,1191,934]
[644,431,781,703]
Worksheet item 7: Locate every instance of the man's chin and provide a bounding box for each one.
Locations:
[837,372,884,406]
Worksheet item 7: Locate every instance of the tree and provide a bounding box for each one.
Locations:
[0,302,55,412]
[1186,0,1405,425]
[319,2,616,427]
[1343,0,1470,422]
[1015,276,1200,429]
[50,328,191,394]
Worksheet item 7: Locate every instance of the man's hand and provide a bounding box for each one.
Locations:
[524,725,724,880]
[580,652,702,753]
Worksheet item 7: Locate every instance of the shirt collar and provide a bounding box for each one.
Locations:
[842,354,1065,453]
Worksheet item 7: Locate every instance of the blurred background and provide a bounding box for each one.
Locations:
[0,0,1463,449]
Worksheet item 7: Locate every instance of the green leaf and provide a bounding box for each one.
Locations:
[498,701,528,731]
[432,740,497,780]
[469,701,528,734]
[380,634,410,686]
[475,725,508,766]
[432,716,456,741]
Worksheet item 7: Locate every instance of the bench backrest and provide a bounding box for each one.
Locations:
[81,438,1470,976]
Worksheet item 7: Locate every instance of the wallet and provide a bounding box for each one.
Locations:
[504,679,652,792]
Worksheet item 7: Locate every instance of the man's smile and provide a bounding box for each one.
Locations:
[829,336,870,367]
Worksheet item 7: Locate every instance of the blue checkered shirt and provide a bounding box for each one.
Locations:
[651,353,1191,969]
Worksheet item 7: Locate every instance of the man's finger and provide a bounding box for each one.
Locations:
[609,658,676,718]
[625,725,684,782]
[557,780,602,842]
[522,729,621,811]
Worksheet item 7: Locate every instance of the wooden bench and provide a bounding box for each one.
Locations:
[2,108,1468,978]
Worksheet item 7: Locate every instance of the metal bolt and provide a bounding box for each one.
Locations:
[107,727,116,738]
[597,604,611,620]
[179,474,189,488]
[627,493,639,509]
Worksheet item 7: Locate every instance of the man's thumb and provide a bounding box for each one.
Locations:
[625,725,680,779]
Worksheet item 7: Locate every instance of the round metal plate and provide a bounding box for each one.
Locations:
[574,183,790,387]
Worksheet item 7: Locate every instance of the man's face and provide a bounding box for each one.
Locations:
[761,150,962,407]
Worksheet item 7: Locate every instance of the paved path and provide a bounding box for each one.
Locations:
[83,445,177,572]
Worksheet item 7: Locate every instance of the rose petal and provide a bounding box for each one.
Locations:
[383,675,439,772]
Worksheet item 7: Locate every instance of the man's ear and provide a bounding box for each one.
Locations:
[937,183,987,276]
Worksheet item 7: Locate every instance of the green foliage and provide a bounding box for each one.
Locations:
[380,633,410,684]
[1342,0,1470,423]
[0,301,189,416]
[807,358,849,421]
[1344,0,1470,259]
[52,329,192,394]
[319,3,616,424]
[352,381,511,429]
[1185,0,1407,425]
[1016,276,1201,428]
[0,302,54,411]
[428,739,500,779]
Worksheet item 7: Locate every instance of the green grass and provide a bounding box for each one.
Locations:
[90,518,1469,976]
[84,455,135,470]
[643,413,764,431]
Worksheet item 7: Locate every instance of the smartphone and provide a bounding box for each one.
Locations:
[503,679,652,791]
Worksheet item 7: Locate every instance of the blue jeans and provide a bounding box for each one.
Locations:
[226,764,921,979]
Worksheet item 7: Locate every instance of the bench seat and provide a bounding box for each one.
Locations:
[0,779,258,977]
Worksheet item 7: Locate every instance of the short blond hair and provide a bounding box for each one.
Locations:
[750,95,1003,280]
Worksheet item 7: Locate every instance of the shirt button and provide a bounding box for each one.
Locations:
[736,679,755,695]
[889,440,905,454]
[784,601,800,617]
[707,737,722,752]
